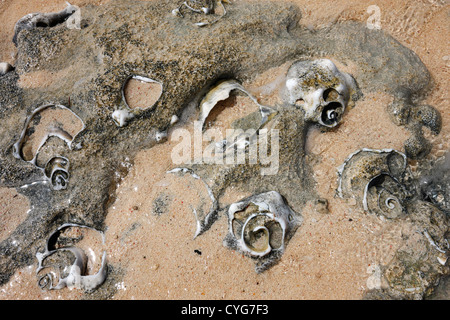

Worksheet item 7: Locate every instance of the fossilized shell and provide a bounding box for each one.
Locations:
[225,191,301,262]
[13,104,85,164]
[13,104,85,190]
[44,156,70,191]
[112,75,163,127]
[198,79,276,131]
[36,223,107,292]
[337,148,409,219]
[13,2,78,45]
[285,59,357,127]
[172,0,227,27]
[197,79,277,163]
[111,109,135,127]
[122,75,163,110]
[167,167,218,238]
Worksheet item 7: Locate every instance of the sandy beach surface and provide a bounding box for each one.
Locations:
[0,0,448,300]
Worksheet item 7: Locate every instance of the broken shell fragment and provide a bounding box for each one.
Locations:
[122,75,163,110]
[172,0,227,27]
[112,75,163,127]
[285,59,357,127]
[167,167,218,238]
[13,103,85,190]
[0,62,14,76]
[224,191,301,272]
[13,2,78,45]
[13,104,85,164]
[198,79,276,130]
[36,223,107,292]
[112,109,135,127]
[337,148,410,219]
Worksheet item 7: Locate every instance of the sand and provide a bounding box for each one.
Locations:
[0,0,448,300]
[123,77,163,110]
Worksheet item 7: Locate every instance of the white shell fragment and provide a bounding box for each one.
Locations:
[36,223,108,292]
[224,191,301,272]
[112,109,135,127]
[170,114,179,125]
[337,148,409,219]
[0,62,14,75]
[167,167,218,238]
[198,79,276,130]
[285,59,357,127]
[172,0,227,27]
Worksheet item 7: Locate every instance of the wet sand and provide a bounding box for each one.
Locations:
[0,0,448,300]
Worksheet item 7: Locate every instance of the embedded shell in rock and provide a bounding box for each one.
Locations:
[224,191,301,272]
[13,2,78,45]
[337,148,409,219]
[12,104,85,190]
[112,75,163,127]
[36,223,107,292]
[285,59,358,128]
[0,0,447,300]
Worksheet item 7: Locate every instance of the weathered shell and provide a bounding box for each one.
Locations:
[112,75,163,127]
[36,223,107,292]
[337,148,409,218]
[13,2,78,45]
[13,104,84,164]
[13,104,84,190]
[224,191,301,272]
[111,109,135,128]
[172,0,227,27]
[198,79,275,130]
[44,156,70,191]
[167,167,218,238]
[285,59,357,127]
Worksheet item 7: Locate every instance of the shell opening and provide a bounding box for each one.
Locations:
[321,102,343,127]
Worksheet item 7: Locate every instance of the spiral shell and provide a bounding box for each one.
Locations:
[225,191,301,266]
[363,173,408,219]
[285,59,358,128]
[36,223,107,292]
[13,103,85,190]
[44,156,70,191]
[337,148,410,218]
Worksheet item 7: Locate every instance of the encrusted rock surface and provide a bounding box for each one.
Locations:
[0,0,447,299]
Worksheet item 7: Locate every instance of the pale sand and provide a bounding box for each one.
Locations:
[0,0,448,300]
[123,77,163,110]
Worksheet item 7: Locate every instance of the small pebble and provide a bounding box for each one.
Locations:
[0,62,13,75]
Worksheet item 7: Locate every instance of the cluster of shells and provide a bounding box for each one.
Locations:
[2,1,447,297]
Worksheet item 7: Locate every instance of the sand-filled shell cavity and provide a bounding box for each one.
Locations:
[13,104,84,163]
[123,76,163,110]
